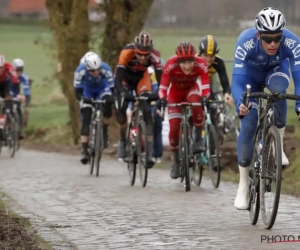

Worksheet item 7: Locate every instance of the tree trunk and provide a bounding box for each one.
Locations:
[100,0,154,69]
[46,0,90,144]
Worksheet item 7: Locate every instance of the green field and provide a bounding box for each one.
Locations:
[0,24,299,139]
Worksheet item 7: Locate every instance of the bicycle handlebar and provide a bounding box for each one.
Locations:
[239,84,251,120]
[124,93,158,102]
[247,92,300,101]
[82,97,115,105]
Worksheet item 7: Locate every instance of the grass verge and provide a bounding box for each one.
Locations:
[0,192,53,250]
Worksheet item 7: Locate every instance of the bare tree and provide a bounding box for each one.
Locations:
[46,0,90,144]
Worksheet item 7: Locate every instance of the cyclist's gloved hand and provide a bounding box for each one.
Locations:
[156,98,167,110]
[238,98,252,116]
[119,92,134,109]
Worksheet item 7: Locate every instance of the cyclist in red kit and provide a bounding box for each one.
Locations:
[157,42,210,179]
[0,54,19,98]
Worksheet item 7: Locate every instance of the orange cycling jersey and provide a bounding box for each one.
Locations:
[115,44,162,94]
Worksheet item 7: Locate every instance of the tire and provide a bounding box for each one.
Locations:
[0,128,3,155]
[207,124,220,188]
[89,121,96,175]
[249,128,261,225]
[5,113,16,158]
[260,125,282,230]
[126,121,136,186]
[182,124,191,192]
[14,111,20,151]
[95,120,103,177]
[192,154,203,186]
[137,121,148,187]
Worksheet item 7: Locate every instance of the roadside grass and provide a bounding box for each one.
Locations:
[0,192,52,250]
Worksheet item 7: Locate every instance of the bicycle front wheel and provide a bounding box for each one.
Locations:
[182,124,191,192]
[260,125,282,230]
[126,121,137,186]
[95,120,103,177]
[89,121,96,175]
[5,113,17,158]
[207,124,221,188]
[249,128,261,225]
[137,121,148,187]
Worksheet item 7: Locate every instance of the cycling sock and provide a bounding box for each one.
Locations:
[119,128,126,141]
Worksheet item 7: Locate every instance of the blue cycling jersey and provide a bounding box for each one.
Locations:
[74,62,114,99]
[19,72,31,96]
[231,27,300,112]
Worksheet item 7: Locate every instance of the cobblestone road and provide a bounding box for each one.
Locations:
[0,149,300,250]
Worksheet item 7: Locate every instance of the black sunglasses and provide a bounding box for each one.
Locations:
[260,34,283,44]
[136,52,150,57]
[88,68,100,72]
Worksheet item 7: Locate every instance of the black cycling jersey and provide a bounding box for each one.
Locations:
[206,56,231,95]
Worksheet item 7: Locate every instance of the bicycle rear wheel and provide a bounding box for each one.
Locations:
[126,122,137,186]
[207,124,221,188]
[249,128,261,225]
[137,121,148,187]
[89,121,96,175]
[182,124,191,192]
[260,125,282,230]
[95,120,103,177]
[5,113,17,158]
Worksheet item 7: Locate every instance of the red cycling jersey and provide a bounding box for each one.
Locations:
[0,63,18,84]
[158,56,210,99]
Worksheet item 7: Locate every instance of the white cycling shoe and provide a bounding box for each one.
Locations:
[278,127,289,166]
[234,166,250,210]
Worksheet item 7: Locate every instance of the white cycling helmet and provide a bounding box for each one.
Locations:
[85,53,101,70]
[80,51,97,64]
[12,58,24,69]
[255,7,286,33]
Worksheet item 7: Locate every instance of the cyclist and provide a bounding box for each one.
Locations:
[115,31,162,168]
[12,58,31,130]
[198,35,232,104]
[74,52,114,164]
[232,7,300,210]
[0,54,19,99]
[198,35,233,130]
[157,42,210,179]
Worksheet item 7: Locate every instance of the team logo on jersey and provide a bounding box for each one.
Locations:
[234,63,244,68]
[295,61,300,66]
[284,38,296,49]
[257,55,264,60]
[292,44,300,58]
[243,39,255,51]
[164,63,177,74]
[235,46,247,60]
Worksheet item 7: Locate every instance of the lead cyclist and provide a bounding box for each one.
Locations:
[231,7,300,210]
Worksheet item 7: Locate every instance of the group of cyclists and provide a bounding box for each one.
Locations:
[2,6,300,213]
[0,55,31,140]
[74,6,300,211]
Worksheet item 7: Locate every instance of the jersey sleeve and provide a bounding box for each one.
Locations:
[215,58,231,94]
[74,66,86,89]
[196,60,210,97]
[282,30,300,112]
[21,73,31,95]
[231,34,250,106]
[158,59,172,99]
[100,62,114,89]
